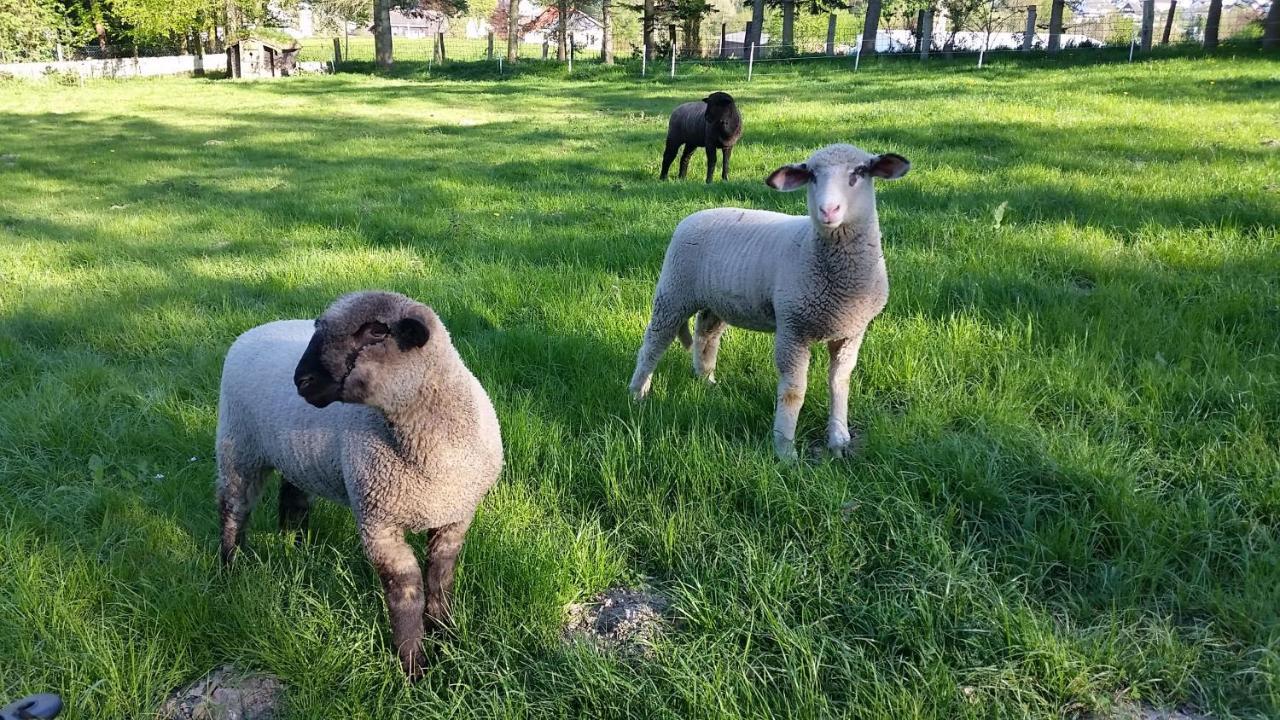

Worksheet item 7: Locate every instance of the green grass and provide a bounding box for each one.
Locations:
[1,53,1278,719]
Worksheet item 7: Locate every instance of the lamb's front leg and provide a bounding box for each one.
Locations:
[772,335,812,461]
[424,516,472,630]
[362,523,426,679]
[826,333,865,458]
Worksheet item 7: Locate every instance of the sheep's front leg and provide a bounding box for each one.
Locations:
[704,145,717,184]
[362,524,427,679]
[424,516,472,630]
[827,333,865,458]
[772,335,812,461]
[721,145,733,181]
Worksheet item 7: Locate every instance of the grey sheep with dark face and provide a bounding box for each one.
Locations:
[215,290,503,679]
[660,91,743,183]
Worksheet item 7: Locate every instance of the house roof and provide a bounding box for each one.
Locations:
[522,7,602,34]
[388,8,450,26]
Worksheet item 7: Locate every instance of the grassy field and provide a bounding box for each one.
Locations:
[1,54,1278,719]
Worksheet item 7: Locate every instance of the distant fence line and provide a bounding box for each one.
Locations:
[3,0,1271,80]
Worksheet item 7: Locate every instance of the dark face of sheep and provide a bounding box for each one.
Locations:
[294,291,433,410]
[703,92,741,144]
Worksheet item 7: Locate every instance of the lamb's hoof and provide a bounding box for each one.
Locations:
[773,439,799,463]
[827,429,865,460]
[400,648,429,682]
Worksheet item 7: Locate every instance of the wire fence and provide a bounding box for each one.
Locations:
[305,1,1272,79]
[7,1,1271,77]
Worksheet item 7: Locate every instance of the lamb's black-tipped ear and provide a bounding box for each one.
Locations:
[867,153,910,180]
[392,317,429,350]
[766,163,812,191]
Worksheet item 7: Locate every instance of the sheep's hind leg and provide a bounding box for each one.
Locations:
[692,309,728,384]
[216,441,268,567]
[424,516,472,631]
[277,479,310,545]
[827,334,865,458]
[772,334,812,461]
[629,300,694,400]
[362,523,427,680]
[660,139,681,180]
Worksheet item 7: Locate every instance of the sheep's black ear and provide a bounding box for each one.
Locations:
[868,153,910,180]
[392,317,429,350]
[766,163,812,191]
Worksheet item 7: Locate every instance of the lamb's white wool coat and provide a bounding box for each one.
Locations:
[628,143,909,460]
[215,291,502,678]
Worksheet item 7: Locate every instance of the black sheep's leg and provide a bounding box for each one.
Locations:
[660,138,680,180]
[705,144,717,184]
[722,145,733,181]
[678,143,696,179]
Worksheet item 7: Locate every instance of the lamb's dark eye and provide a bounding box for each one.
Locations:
[356,321,390,340]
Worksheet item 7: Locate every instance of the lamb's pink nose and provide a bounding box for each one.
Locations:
[819,204,843,224]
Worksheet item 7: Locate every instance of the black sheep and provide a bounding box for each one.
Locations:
[659,91,743,183]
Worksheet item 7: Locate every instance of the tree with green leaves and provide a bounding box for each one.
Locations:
[0,0,67,61]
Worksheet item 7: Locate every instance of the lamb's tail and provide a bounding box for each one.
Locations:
[677,319,693,349]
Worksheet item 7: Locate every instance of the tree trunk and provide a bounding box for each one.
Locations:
[225,0,241,40]
[825,13,836,54]
[507,0,520,61]
[373,0,393,68]
[601,0,613,62]
[91,0,109,54]
[860,0,881,55]
[1203,0,1221,50]
[749,0,765,50]
[643,0,654,60]
[781,0,795,49]
[1264,0,1279,49]
[1047,0,1064,52]
[557,0,567,60]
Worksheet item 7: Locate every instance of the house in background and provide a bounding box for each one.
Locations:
[384,8,452,38]
[468,0,604,50]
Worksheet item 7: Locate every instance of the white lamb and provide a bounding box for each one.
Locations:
[216,290,503,678]
[628,143,911,460]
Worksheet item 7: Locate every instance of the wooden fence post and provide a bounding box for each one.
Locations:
[720,23,727,58]
[542,39,549,59]
[914,9,925,52]
[826,14,837,55]
[487,31,494,59]
[920,9,932,59]
[569,32,574,71]
[1022,5,1036,50]
[333,37,342,64]
[1140,0,1154,51]
[744,21,753,57]
[1161,0,1177,44]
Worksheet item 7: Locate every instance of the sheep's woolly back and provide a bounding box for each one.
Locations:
[216,307,502,532]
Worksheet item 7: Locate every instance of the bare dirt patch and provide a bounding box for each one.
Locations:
[564,587,671,655]
[158,665,285,720]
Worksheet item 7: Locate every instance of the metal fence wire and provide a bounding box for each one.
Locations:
[12,0,1272,75]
